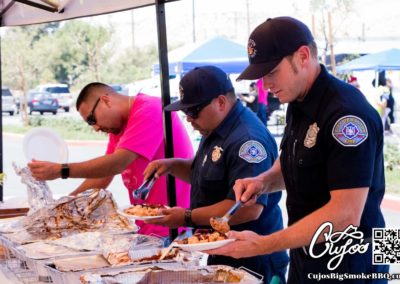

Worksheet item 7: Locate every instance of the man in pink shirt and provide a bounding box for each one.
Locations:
[28,82,193,237]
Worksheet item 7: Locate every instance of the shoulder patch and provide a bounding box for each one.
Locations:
[239,140,267,163]
[332,115,368,147]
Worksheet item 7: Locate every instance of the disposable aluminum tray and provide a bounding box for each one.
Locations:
[46,261,187,284]
[83,265,263,284]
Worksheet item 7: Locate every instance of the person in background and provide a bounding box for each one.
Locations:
[207,16,388,284]
[372,76,391,133]
[256,78,268,125]
[239,82,259,114]
[143,66,289,283]
[28,82,193,237]
[385,78,395,134]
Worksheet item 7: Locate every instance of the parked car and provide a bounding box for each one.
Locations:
[2,87,18,115]
[27,91,58,115]
[110,84,129,96]
[34,84,73,112]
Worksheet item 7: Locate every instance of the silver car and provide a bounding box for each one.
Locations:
[2,87,17,115]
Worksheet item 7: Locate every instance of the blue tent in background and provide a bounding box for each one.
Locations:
[152,37,248,76]
[336,48,400,73]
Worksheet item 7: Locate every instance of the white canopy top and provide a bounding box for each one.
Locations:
[0,0,176,27]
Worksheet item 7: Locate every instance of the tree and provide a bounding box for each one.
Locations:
[54,21,113,85]
[2,27,53,125]
[310,0,355,75]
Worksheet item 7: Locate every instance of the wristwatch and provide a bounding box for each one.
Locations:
[61,163,70,179]
[183,209,194,227]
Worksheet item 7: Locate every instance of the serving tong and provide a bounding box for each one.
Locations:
[132,171,157,201]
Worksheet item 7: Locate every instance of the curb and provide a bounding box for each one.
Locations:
[382,194,400,212]
[2,132,107,147]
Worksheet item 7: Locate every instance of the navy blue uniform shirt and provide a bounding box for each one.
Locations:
[190,101,288,282]
[280,65,388,283]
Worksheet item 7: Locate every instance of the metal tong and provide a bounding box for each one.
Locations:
[132,171,156,201]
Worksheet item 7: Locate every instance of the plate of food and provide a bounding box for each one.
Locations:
[173,231,235,252]
[120,204,167,221]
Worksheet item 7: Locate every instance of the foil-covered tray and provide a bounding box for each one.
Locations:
[46,261,187,284]
[80,265,263,283]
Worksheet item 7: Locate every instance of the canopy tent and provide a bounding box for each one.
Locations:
[336,48,400,73]
[152,36,248,76]
[0,0,179,239]
[0,0,174,26]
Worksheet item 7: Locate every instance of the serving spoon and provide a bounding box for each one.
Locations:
[210,201,243,234]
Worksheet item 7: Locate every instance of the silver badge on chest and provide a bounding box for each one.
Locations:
[304,122,320,148]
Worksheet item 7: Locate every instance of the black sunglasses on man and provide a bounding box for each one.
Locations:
[86,97,101,126]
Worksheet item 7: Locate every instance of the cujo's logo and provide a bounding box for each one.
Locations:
[308,222,369,270]
[248,39,257,58]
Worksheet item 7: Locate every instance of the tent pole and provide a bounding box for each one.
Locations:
[0,32,3,202]
[155,0,178,241]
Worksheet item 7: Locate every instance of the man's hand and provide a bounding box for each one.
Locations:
[233,176,265,206]
[205,230,267,258]
[27,159,60,180]
[144,207,185,229]
[143,159,174,180]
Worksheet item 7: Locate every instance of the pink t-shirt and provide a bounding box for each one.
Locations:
[106,94,193,237]
[256,78,268,105]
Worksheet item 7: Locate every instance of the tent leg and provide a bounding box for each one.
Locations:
[155,0,178,241]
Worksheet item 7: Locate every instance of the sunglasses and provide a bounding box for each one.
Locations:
[86,97,101,126]
[182,101,210,119]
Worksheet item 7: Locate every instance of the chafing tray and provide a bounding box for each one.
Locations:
[80,265,263,283]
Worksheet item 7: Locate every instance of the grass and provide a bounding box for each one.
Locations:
[385,169,400,195]
[3,122,107,141]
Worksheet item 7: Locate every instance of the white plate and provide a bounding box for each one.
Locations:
[118,210,164,221]
[173,238,235,252]
[23,127,68,163]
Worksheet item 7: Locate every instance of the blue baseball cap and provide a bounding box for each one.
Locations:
[237,17,314,81]
[164,66,234,111]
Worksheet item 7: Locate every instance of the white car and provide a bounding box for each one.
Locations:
[2,87,18,115]
[34,84,73,112]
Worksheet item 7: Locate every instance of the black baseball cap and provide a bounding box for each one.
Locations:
[237,16,314,81]
[165,66,234,111]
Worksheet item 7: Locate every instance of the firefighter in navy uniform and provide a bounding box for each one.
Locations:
[207,17,389,284]
[143,66,289,283]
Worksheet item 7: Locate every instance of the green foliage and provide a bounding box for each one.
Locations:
[384,143,400,171]
[1,20,159,93]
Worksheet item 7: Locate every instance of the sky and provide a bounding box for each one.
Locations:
[84,0,400,54]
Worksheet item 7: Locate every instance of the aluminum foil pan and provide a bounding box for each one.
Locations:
[80,265,263,284]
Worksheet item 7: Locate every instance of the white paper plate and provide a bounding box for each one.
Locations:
[119,210,164,221]
[173,238,235,252]
[23,127,68,163]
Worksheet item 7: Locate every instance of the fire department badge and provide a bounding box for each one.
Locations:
[304,122,320,148]
[211,146,223,162]
[332,115,368,147]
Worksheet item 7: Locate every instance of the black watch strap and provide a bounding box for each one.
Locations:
[183,209,194,227]
[61,163,69,179]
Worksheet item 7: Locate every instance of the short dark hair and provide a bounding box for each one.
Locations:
[76,82,110,111]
